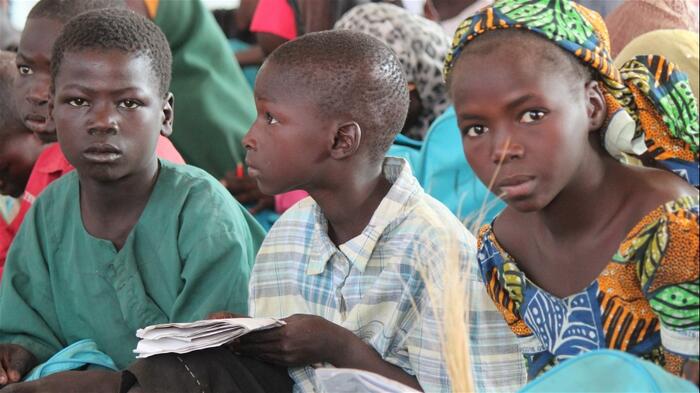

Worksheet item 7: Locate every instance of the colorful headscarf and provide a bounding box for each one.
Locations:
[443,0,700,186]
[614,29,699,112]
[335,3,451,140]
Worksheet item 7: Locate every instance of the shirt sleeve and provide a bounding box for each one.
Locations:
[0,202,63,364]
[634,202,700,360]
[476,226,533,340]
[170,199,264,320]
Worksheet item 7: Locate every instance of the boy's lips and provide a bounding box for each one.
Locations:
[24,114,48,132]
[496,175,535,199]
[83,143,123,163]
[245,159,259,177]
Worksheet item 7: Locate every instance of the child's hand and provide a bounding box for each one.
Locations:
[683,359,699,386]
[235,314,351,367]
[206,311,249,319]
[220,171,275,214]
[0,370,121,392]
[0,344,37,387]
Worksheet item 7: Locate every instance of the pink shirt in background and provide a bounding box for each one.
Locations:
[250,0,298,40]
[274,190,308,214]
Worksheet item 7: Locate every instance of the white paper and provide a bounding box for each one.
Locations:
[133,317,285,358]
[315,368,421,393]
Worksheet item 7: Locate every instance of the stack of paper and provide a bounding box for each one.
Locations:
[133,318,285,358]
[315,368,421,393]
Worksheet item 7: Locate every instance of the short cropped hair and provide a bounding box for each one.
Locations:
[28,0,126,24]
[51,8,171,96]
[266,30,409,161]
[0,51,26,136]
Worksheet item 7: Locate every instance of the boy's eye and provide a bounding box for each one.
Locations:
[68,98,88,107]
[119,100,141,109]
[17,65,33,75]
[520,110,546,123]
[463,125,489,137]
[265,112,279,125]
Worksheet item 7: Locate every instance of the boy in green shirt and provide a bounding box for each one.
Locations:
[0,8,265,391]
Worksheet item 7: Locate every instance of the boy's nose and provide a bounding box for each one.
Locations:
[242,128,256,150]
[88,105,119,135]
[23,74,51,106]
[26,84,49,106]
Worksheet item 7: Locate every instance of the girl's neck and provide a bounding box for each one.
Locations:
[537,140,628,239]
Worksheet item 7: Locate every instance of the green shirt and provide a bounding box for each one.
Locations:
[154,0,256,178]
[0,160,265,369]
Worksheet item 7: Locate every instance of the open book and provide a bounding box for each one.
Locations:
[133,318,285,358]
[315,368,420,393]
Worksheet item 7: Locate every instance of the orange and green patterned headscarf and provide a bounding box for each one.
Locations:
[443,0,699,186]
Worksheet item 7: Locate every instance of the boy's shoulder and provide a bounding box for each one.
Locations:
[157,160,228,195]
[153,160,254,220]
[264,166,475,257]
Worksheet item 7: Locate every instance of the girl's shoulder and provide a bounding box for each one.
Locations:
[624,165,697,206]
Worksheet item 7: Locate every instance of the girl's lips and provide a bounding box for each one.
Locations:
[496,175,536,199]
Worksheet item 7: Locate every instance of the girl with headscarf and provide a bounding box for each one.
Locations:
[335,3,451,140]
[444,0,699,384]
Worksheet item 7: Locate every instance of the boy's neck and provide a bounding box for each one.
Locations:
[310,160,391,246]
[78,160,160,250]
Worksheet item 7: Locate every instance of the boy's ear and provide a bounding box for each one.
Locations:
[160,93,174,137]
[330,121,361,160]
[585,80,607,132]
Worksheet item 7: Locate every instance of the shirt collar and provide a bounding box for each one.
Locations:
[306,157,421,275]
[36,143,73,175]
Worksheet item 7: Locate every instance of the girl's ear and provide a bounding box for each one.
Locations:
[585,80,607,132]
[160,92,174,137]
[330,121,361,160]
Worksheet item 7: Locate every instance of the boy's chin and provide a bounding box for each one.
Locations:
[33,131,59,144]
[76,165,125,184]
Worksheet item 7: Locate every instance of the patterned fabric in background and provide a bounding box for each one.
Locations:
[614,29,699,112]
[477,196,700,379]
[443,0,699,186]
[335,3,451,140]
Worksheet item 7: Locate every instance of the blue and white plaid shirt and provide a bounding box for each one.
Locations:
[250,157,525,392]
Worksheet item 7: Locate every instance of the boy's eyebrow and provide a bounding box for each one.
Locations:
[254,93,276,103]
[15,51,38,65]
[58,84,147,95]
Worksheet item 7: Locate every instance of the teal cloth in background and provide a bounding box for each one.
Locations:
[416,106,505,226]
[519,350,698,393]
[24,339,117,381]
[228,39,259,89]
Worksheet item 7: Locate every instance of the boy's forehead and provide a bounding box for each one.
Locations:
[19,17,63,60]
[55,50,158,90]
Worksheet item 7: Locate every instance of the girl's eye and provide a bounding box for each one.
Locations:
[463,125,489,137]
[68,98,88,107]
[520,110,546,123]
[17,65,33,75]
[119,100,141,109]
[265,112,279,125]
